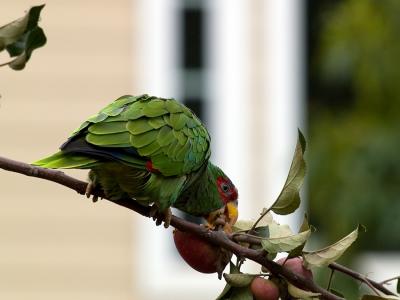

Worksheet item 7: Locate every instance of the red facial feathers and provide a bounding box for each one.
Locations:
[216,176,238,204]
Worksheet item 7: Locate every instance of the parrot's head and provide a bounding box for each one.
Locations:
[205,164,239,233]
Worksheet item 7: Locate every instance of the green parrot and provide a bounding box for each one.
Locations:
[33,94,238,229]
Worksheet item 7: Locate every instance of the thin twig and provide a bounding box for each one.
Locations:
[364,279,382,296]
[248,207,272,233]
[0,59,15,68]
[232,232,265,240]
[381,276,400,285]
[327,269,335,291]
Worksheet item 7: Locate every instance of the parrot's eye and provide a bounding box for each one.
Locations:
[221,183,229,192]
[216,176,238,203]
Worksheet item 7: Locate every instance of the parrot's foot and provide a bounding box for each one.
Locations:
[85,182,100,202]
[205,207,234,233]
[149,205,172,228]
[202,216,226,230]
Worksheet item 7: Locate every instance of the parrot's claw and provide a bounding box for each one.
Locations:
[163,208,172,228]
[149,205,157,218]
[85,182,99,202]
[85,182,93,198]
[149,205,172,228]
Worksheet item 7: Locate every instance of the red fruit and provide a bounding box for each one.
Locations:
[277,257,313,281]
[250,277,280,300]
[173,229,222,273]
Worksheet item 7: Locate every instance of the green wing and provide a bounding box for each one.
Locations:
[34,95,211,177]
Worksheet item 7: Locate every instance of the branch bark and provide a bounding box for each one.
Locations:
[0,155,394,299]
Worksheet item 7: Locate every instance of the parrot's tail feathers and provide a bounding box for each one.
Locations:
[32,151,98,169]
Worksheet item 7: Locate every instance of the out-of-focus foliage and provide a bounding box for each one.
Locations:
[308,0,400,251]
[0,5,46,70]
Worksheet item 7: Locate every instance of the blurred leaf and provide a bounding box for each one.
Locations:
[0,5,46,70]
[304,225,363,267]
[361,295,400,300]
[397,278,400,293]
[269,222,294,238]
[330,289,345,298]
[0,9,30,49]
[299,214,311,232]
[223,273,255,288]
[287,283,320,299]
[270,129,306,215]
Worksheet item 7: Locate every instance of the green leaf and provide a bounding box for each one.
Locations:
[230,286,253,300]
[215,282,232,300]
[233,212,276,233]
[223,273,256,288]
[233,220,257,232]
[288,215,312,259]
[361,295,400,300]
[287,283,320,299]
[270,129,306,215]
[261,227,311,254]
[0,5,46,70]
[303,225,363,267]
[268,222,294,238]
[230,261,240,274]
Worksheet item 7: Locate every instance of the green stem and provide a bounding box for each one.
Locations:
[327,269,335,291]
[248,207,272,233]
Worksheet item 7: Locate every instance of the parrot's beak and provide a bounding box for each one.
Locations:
[206,200,238,233]
[225,200,239,228]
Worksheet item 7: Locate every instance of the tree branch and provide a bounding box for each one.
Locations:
[329,262,397,296]
[233,232,398,297]
[0,155,390,300]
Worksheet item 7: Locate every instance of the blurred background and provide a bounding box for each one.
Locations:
[0,0,399,299]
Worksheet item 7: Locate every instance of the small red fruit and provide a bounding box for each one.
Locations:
[173,229,227,273]
[277,257,313,281]
[250,277,280,300]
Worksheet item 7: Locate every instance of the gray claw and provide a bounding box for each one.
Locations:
[85,182,94,198]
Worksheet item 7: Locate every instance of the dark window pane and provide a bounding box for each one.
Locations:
[183,97,203,120]
[181,8,203,68]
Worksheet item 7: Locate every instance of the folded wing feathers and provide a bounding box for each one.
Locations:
[88,121,128,135]
[71,95,211,176]
[86,132,131,147]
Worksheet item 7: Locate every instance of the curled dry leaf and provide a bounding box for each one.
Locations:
[303,225,363,268]
[288,283,320,299]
